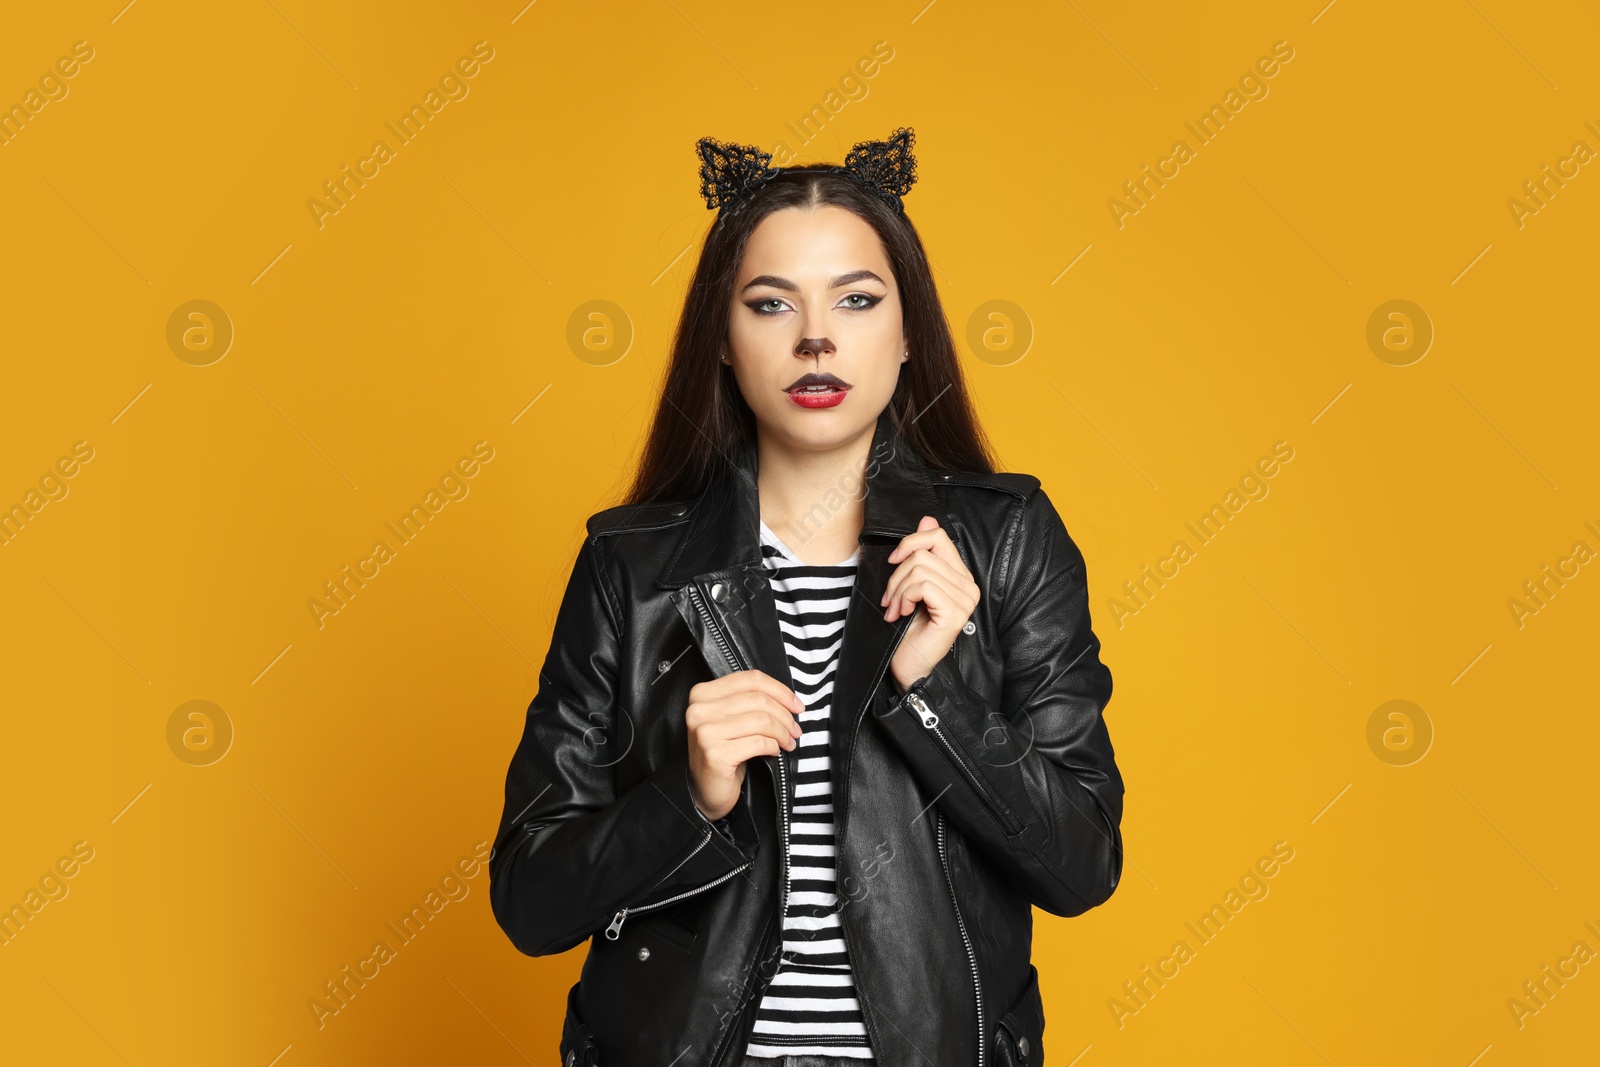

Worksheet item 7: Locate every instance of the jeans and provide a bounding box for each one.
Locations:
[739,1057,869,1067]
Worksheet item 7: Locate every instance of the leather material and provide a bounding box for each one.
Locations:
[492,409,1124,1067]
[738,1058,876,1067]
[994,964,1045,1066]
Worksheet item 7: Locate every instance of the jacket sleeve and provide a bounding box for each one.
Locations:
[489,534,761,957]
[870,488,1124,917]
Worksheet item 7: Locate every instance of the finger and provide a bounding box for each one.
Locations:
[713,708,800,749]
[882,554,964,618]
[687,688,800,737]
[716,733,784,768]
[887,517,965,571]
[883,550,953,607]
[696,669,804,713]
[698,730,784,776]
[882,532,970,604]
[731,668,806,712]
[888,574,938,623]
[884,528,944,567]
[889,571,973,624]
[692,670,787,707]
[917,572,979,620]
[709,696,804,741]
[897,576,944,621]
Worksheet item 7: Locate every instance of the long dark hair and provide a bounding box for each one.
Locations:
[622,165,997,507]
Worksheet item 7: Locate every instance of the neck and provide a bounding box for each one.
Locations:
[754,422,871,562]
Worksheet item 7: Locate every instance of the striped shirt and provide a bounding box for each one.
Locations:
[742,519,875,1060]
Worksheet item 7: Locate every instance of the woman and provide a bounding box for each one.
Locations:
[489,128,1125,1067]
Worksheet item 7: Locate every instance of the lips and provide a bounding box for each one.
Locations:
[785,371,850,409]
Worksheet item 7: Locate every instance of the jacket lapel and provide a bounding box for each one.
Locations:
[827,418,942,823]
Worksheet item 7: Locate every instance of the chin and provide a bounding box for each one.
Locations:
[766,406,876,450]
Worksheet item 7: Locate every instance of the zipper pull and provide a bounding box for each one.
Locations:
[605,909,628,940]
[909,692,939,729]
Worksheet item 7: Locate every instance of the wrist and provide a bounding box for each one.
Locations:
[690,785,732,824]
[890,668,928,699]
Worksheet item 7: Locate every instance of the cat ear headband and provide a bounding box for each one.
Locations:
[695,126,918,216]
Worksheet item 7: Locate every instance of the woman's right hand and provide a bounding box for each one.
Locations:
[686,669,804,821]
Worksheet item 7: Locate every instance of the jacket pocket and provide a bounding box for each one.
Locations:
[993,963,1045,1066]
[560,980,601,1067]
[636,908,698,953]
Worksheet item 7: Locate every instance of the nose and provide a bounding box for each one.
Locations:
[795,336,834,359]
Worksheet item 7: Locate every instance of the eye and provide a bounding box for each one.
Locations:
[748,298,788,315]
[840,293,880,310]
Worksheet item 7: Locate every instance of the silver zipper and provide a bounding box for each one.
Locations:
[938,809,985,1067]
[686,578,793,1067]
[908,690,1023,836]
[607,824,712,939]
[606,840,754,939]
[688,581,743,679]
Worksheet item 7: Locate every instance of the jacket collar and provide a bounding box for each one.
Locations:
[659,407,942,589]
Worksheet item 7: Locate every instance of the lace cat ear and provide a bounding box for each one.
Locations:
[842,127,918,213]
[696,136,779,210]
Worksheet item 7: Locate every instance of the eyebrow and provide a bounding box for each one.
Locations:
[740,270,886,293]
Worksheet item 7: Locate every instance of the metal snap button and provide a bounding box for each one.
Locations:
[657,660,671,673]
[962,621,976,635]
[710,582,728,603]
[1018,1036,1029,1057]
[637,946,651,961]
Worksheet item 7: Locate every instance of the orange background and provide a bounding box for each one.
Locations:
[2,1,1596,1064]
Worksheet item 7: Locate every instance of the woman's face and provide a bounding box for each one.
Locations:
[725,203,908,453]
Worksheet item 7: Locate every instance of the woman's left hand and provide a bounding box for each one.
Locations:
[883,515,980,695]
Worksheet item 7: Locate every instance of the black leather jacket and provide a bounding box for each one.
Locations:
[489,410,1125,1067]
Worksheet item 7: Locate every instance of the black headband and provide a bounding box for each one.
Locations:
[695,127,918,216]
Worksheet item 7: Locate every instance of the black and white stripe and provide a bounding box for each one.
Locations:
[743,520,875,1060]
